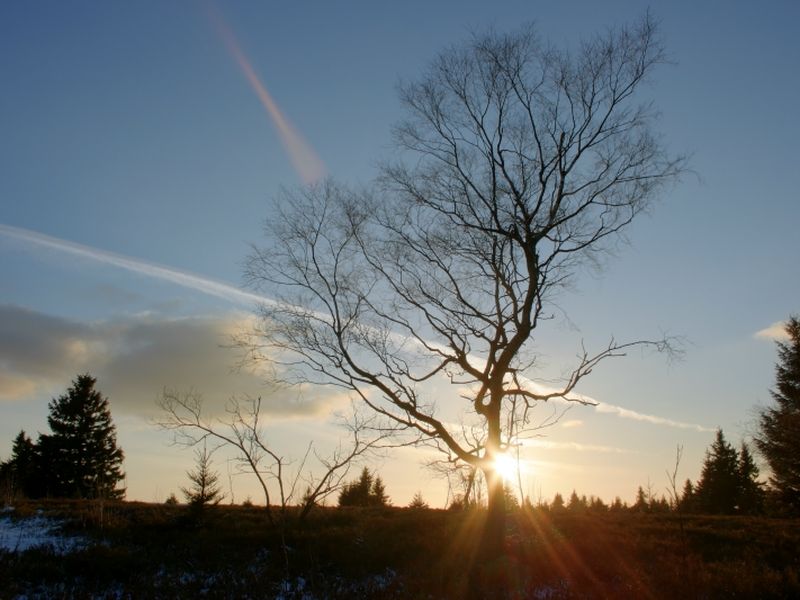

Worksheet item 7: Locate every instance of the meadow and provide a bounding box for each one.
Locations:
[2,500,798,599]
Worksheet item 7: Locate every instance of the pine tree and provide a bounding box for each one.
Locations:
[633,486,649,512]
[181,444,225,507]
[409,491,429,509]
[39,374,125,499]
[567,490,586,512]
[679,478,695,513]
[755,316,800,513]
[737,442,764,514]
[338,467,389,507]
[550,492,565,511]
[589,496,608,513]
[371,475,389,506]
[694,429,740,514]
[10,431,37,497]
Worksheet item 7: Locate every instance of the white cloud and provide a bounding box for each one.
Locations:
[560,419,583,429]
[754,321,789,341]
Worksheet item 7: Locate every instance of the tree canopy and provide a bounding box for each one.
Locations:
[755,316,800,513]
[1,374,126,500]
[693,430,762,515]
[244,14,683,560]
[338,467,390,507]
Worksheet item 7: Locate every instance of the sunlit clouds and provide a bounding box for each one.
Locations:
[0,306,342,419]
[755,320,790,341]
[207,4,326,185]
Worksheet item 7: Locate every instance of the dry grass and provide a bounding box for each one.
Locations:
[2,500,798,598]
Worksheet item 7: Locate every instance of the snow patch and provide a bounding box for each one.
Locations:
[0,511,89,554]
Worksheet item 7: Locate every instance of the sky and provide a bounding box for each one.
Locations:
[1,0,798,507]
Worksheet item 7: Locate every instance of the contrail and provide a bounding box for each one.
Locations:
[593,401,714,432]
[0,223,269,307]
[207,4,326,185]
[1,222,711,432]
[514,375,713,432]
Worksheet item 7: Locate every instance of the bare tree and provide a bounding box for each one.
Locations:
[244,15,684,561]
[157,390,396,524]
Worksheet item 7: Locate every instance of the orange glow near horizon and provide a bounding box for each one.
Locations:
[207,4,326,185]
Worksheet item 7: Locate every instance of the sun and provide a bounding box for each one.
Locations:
[493,453,517,482]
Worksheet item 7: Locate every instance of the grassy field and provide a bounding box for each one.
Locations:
[1,500,798,598]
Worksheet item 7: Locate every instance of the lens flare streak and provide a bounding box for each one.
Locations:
[208,5,326,185]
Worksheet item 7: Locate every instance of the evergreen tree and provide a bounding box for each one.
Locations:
[550,492,565,511]
[567,490,587,512]
[408,491,429,509]
[755,316,800,513]
[678,478,695,513]
[694,429,740,514]
[39,374,125,499]
[1,431,37,497]
[633,486,649,512]
[338,467,389,507]
[181,444,225,507]
[737,442,764,514]
[371,475,389,506]
[589,496,608,513]
[649,495,671,513]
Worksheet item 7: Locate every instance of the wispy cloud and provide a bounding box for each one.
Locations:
[754,321,789,341]
[560,419,583,429]
[0,224,269,307]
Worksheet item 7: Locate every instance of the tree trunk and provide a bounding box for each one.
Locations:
[481,465,506,562]
[467,465,507,598]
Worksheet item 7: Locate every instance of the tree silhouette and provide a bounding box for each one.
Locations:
[409,491,429,509]
[736,442,764,514]
[550,492,565,512]
[371,475,389,506]
[694,429,740,514]
[338,467,390,507]
[0,431,38,499]
[755,316,800,514]
[678,479,696,513]
[633,486,649,513]
[38,374,125,499]
[181,443,225,508]
[244,15,684,562]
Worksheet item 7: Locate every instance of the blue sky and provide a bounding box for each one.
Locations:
[1,0,798,506]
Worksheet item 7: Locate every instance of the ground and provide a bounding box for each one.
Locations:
[1,500,798,598]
